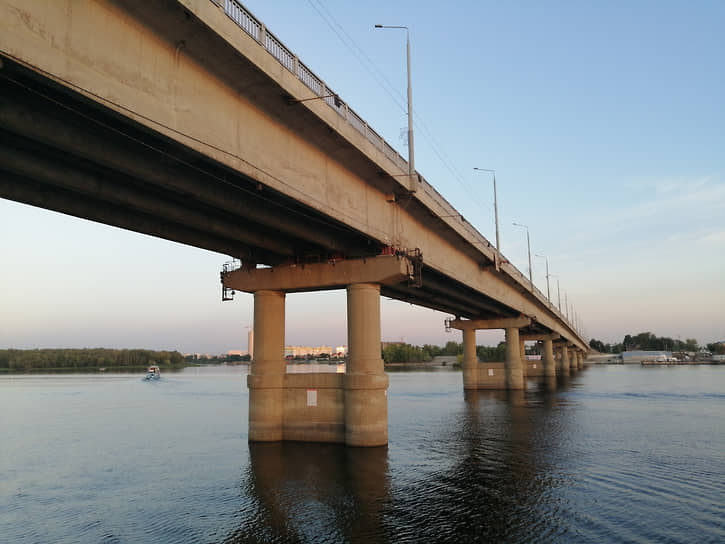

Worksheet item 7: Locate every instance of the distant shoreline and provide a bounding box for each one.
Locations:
[0,364,189,374]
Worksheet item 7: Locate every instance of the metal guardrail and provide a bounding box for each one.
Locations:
[220,0,410,173]
[215,0,582,340]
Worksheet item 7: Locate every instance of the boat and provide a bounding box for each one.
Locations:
[145,365,161,380]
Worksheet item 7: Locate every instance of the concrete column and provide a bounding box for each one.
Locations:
[248,290,286,442]
[344,283,389,447]
[542,338,556,378]
[519,339,526,363]
[504,327,525,389]
[577,351,584,370]
[559,345,570,376]
[462,327,478,389]
[568,348,577,372]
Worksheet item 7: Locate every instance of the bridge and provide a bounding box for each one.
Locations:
[0,0,588,446]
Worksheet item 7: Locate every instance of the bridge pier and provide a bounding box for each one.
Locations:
[344,283,388,447]
[542,338,558,388]
[569,348,578,373]
[558,344,571,377]
[543,338,557,379]
[224,256,411,447]
[519,338,526,369]
[248,290,286,442]
[505,326,525,389]
[449,316,531,390]
[520,333,560,383]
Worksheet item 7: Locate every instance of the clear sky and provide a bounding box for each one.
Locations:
[1,0,723,353]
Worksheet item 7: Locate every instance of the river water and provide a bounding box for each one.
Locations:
[1,364,723,543]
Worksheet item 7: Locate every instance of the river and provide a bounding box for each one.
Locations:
[1,364,723,543]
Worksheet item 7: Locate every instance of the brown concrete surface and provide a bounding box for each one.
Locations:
[247,290,286,441]
[344,283,388,447]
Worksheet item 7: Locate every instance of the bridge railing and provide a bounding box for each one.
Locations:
[220,0,410,175]
[215,0,581,340]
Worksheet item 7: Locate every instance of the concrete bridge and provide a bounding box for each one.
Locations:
[0,0,588,446]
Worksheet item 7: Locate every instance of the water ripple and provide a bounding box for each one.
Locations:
[1,366,724,543]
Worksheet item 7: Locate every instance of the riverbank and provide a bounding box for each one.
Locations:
[641,360,725,366]
[0,364,189,374]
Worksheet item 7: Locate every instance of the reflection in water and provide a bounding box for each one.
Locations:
[225,442,389,543]
[417,389,549,543]
[225,386,573,543]
[542,374,558,391]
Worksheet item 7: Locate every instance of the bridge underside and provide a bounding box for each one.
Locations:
[0,57,380,266]
[0,56,528,324]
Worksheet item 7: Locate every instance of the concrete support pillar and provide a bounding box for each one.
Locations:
[559,346,570,376]
[248,290,286,442]
[577,351,584,370]
[519,339,526,363]
[504,327,525,389]
[344,283,389,447]
[542,338,556,378]
[568,348,577,372]
[462,327,478,390]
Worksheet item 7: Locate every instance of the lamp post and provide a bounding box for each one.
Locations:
[555,276,562,313]
[374,24,415,181]
[535,253,551,303]
[473,168,500,255]
[512,222,533,290]
[566,302,574,324]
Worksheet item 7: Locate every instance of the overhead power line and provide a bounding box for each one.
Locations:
[307,0,494,226]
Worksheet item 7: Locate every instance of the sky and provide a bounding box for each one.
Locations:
[1,0,724,353]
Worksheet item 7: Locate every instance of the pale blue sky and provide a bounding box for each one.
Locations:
[1,0,723,352]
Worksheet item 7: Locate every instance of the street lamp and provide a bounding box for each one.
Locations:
[551,275,562,313]
[512,222,533,290]
[473,168,500,256]
[535,253,551,303]
[374,24,415,182]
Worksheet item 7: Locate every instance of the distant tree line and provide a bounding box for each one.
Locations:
[381,341,510,364]
[0,348,185,371]
[589,332,705,354]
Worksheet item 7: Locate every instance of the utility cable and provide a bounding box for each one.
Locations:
[307,0,493,226]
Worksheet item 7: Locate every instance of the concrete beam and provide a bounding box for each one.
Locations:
[0,174,259,260]
[520,333,561,342]
[449,316,531,331]
[0,86,360,256]
[223,255,413,293]
[0,141,298,257]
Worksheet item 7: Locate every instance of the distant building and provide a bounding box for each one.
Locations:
[621,350,671,363]
[284,345,333,358]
